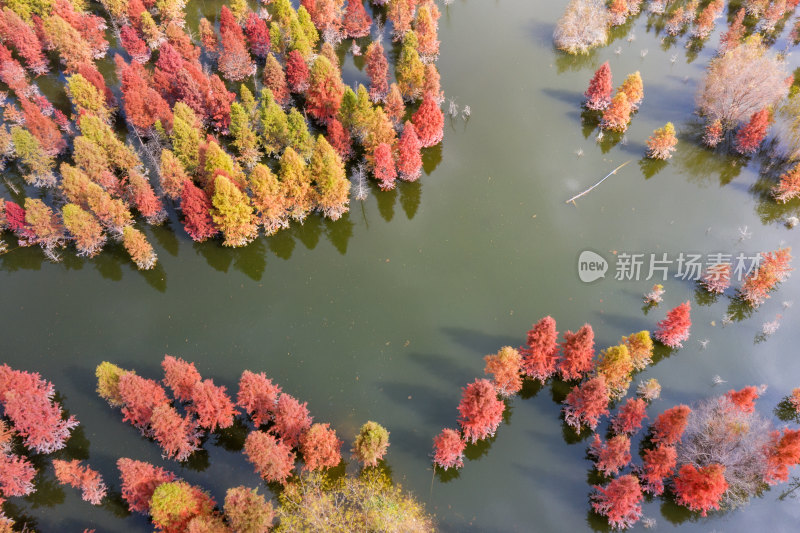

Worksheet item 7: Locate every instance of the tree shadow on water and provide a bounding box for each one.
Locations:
[293,214,323,251]
[150,221,180,257]
[266,229,296,260]
[421,143,442,176]
[463,432,497,463]
[638,157,668,180]
[376,186,397,222]
[324,212,354,255]
[440,326,521,358]
[398,180,422,220]
[214,417,249,452]
[232,238,267,282]
[195,240,233,273]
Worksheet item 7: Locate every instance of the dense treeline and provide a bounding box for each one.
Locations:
[0,0,445,269]
[0,359,433,531]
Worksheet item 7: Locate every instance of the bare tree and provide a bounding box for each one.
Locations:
[553,0,609,55]
[697,38,789,129]
[677,395,772,509]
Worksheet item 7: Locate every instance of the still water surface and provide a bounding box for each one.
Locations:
[3,0,800,531]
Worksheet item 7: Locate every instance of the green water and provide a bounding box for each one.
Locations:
[3,0,800,531]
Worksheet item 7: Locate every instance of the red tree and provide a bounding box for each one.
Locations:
[651,404,691,445]
[243,431,296,484]
[726,386,760,413]
[306,55,344,124]
[237,370,282,427]
[585,61,612,110]
[397,121,422,181]
[0,44,30,94]
[520,316,560,382]
[365,41,389,101]
[120,25,150,63]
[483,346,523,397]
[1,385,78,454]
[205,74,235,133]
[263,54,290,107]
[117,458,177,514]
[412,91,444,147]
[342,0,372,37]
[740,247,792,307]
[118,373,170,433]
[704,119,723,147]
[117,57,172,131]
[218,6,255,81]
[150,404,201,462]
[0,8,49,75]
[790,388,800,413]
[0,453,36,497]
[53,0,109,59]
[601,92,632,132]
[52,459,107,505]
[734,108,770,155]
[590,434,632,476]
[21,98,65,156]
[764,428,800,484]
[161,355,201,402]
[244,12,270,58]
[286,50,309,93]
[271,394,312,447]
[673,463,728,516]
[4,201,34,244]
[591,475,643,530]
[654,301,691,348]
[719,8,745,52]
[181,180,219,242]
[388,0,414,40]
[558,323,595,381]
[300,423,342,471]
[702,262,731,294]
[611,398,648,435]
[457,379,505,444]
[773,163,800,203]
[563,375,610,433]
[432,428,466,470]
[372,142,397,190]
[385,84,405,126]
[640,444,677,495]
[128,171,165,224]
[303,0,343,37]
[326,118,352,160]
[189,379,236,431]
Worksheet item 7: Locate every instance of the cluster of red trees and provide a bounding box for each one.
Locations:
[590,383,800,529]
[433,316,661,470]
[98,356,391,490]
[424,310,800,530]
[696,247,792,308]
[117,457,275,531]
[739,247,793,307]
[0,365,108,528]
[0,0,446,266]
[584,63,644,135]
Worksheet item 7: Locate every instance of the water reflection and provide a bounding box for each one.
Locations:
[324,213,355,255]
[422,143,443,176]
[377,186,398,222]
